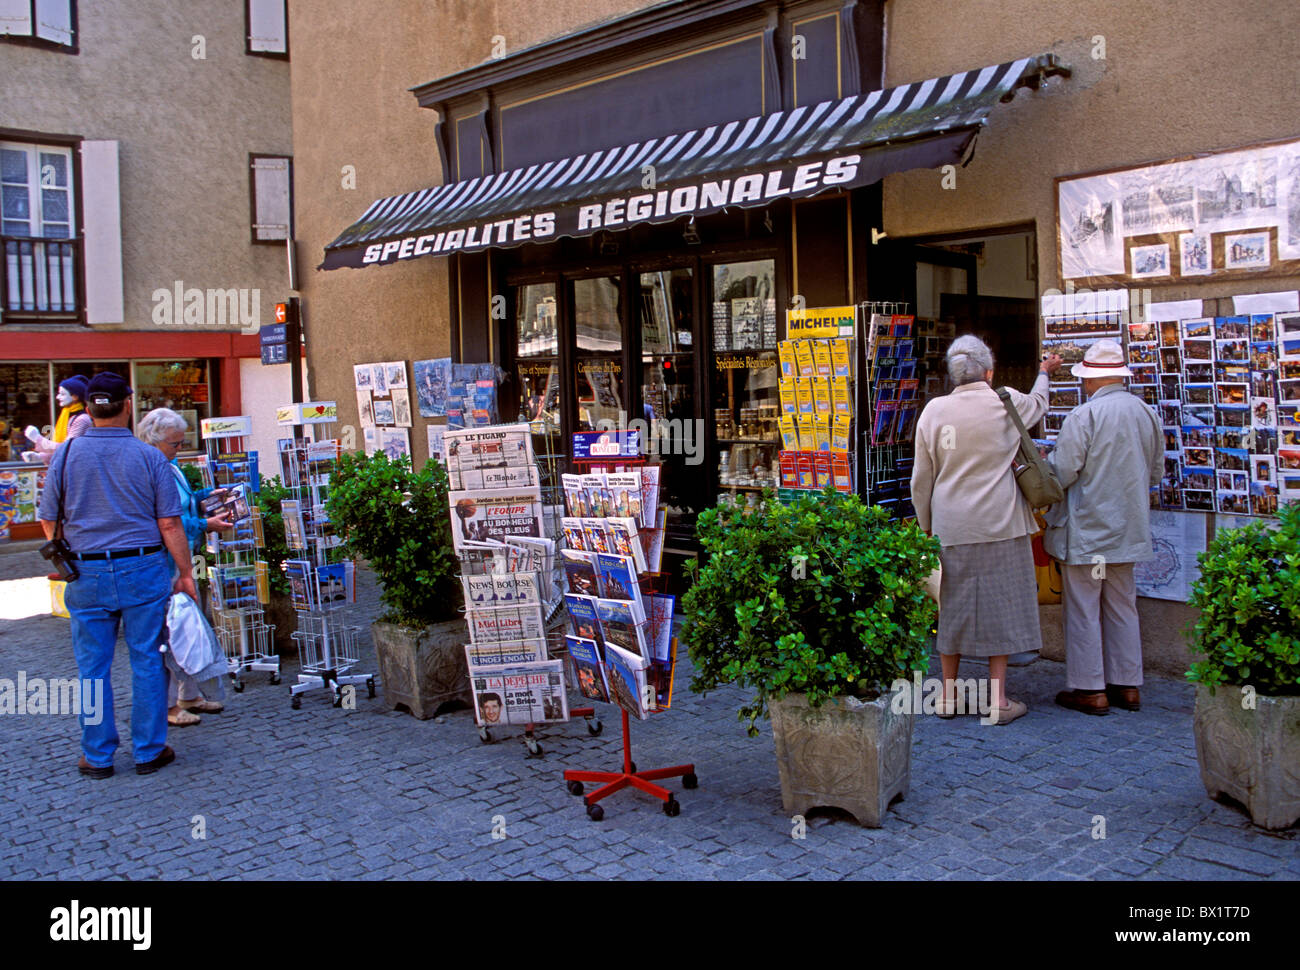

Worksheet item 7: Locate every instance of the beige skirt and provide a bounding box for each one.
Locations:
[937,535,1041,657]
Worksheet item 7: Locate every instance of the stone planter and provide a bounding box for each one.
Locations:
[371,619,470,719]
[1193,684,1300,830]
[768,692,913,828]
[263,593,299,657]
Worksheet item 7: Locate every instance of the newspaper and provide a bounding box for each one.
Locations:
[444,424,535,489]
[449,486,545,551]
[470,659,569,727]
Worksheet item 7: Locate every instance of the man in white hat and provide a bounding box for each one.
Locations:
[1043,338,1163,716]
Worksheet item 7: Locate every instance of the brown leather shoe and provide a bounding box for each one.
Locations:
[135,745,175,775]
[1106,685,1141,711]
[1055,689,1110,716]
[77,756,113,779]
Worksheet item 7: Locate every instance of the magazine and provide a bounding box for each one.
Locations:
[448,486,544,551]
[606,517,646,571]
[562,549,601,597]
[566,635,610,703]
[595,597,648,661]
[595,552,642,609]
[564,593,605,652]
[603,642,650,720]
[467,603,546,644]
[469,660,569,727]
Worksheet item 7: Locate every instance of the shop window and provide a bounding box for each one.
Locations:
[0,362,50,460]
[1,141,77,315]
[245,0,287,57]
[0,0,77,52]
[250,154,293,243]
[639,267,698,526]
[514,281,565,481]
[573,275,624,433]
[709,258,780,499]
[134,360,211,450]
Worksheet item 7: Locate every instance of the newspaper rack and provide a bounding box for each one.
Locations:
[275,405,374,709]
[199,417,280,690]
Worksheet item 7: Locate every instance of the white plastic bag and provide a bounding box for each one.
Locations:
[164,593,227,682]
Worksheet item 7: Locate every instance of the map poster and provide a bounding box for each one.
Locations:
[1135,510,1207,601]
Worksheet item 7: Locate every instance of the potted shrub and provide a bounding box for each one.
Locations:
[683,488,940,826]
[1187,502,1300,829]
[326,450,467,718]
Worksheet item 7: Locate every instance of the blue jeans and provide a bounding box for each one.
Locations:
[64,550,171,766]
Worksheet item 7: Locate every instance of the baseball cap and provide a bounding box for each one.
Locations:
[86,371,133,405]
[1070,338,1132,379]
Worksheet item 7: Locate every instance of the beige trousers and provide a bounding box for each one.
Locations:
[1061,561,1143,691]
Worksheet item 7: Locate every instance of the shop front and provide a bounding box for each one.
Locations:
[320,0,1070,566]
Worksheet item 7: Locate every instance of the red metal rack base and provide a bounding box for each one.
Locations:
[563,709,696,820]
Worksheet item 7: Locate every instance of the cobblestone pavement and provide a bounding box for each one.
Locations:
[1,550,1295,881]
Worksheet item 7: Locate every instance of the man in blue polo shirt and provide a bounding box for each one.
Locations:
[39,372,198,778]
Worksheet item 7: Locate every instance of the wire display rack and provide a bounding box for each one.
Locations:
[199,417,280,690]
[275,403,374,710]
[860,302,918,518]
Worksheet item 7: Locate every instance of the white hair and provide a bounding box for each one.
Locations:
[946,334,994,385]
[136,407,188,445]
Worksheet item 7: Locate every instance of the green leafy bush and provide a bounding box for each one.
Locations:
[325,451,460,626]
[1187,501,1300,696]
[683,488,940,734]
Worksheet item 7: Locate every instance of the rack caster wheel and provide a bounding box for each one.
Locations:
[269,672,281,686]
[525,738,543,758]
[291,695,301,710]
[586,718,602,736]
[233,679,245,693]
[682,772,698,790]
[628,761,637,774]
[586,803,604,822]
[366,678,376,699]
[332,691,343,709]
[663,797,680,817]
[478,726,492,743]
[566,780,584,796]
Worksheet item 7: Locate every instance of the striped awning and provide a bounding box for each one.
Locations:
[321,54,1069,270]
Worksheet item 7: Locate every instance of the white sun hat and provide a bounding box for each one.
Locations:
[1071,337,1132,379]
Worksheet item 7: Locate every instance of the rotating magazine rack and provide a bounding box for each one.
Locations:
[199,417,280,691]
[446,423,599,758]
[559,451,696,820]
[276,403,373,710]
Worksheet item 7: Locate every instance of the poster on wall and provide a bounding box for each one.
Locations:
[1057,137,1300,283]
[413,357,451,417]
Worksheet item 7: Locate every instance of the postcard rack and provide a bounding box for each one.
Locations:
[275,405,373,710]
[199,418,280,691]
[559,454,694,819]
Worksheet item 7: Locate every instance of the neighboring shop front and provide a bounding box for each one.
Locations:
[318,0,1070,566]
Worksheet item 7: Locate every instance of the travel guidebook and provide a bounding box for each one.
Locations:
[562,549,601,597]
[596,597,649,662]
[595,552,642,609]
[604,642,650,720]
[469,660,569,727]
[566,635,610,703]
[564,593,605,650]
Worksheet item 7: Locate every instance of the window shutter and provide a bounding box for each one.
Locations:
[252,155,291,242]
[248,0,287,54]
[0,0,32,36]
[80,140,124,324]
[34,0,73,45]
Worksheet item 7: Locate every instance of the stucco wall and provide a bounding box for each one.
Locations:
[0,0,292,330]
[290,0,655,462]
[880,0,1300,300]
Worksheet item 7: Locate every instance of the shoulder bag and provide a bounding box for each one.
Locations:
[996,386,1064,509]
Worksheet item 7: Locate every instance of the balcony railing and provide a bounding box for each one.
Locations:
[2,235,81,320]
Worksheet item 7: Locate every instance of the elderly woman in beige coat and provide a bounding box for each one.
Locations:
[910,336,1062,724]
